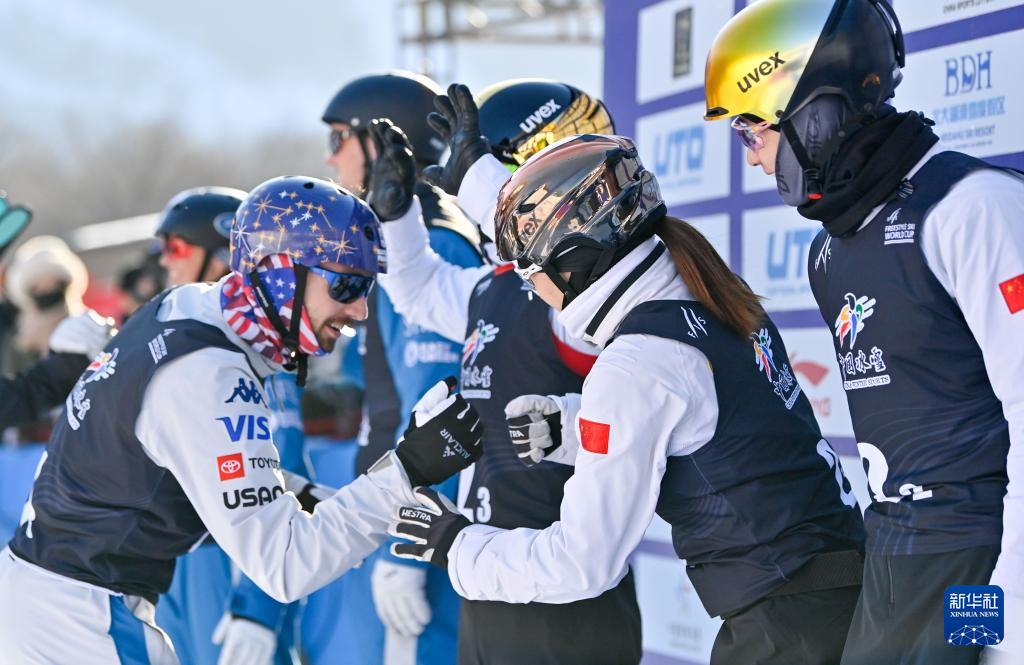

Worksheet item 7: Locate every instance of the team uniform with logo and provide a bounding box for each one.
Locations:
[378,191,642,664]
[443,238,866,665]
[806,148,1024,665]
[0,280,420,664]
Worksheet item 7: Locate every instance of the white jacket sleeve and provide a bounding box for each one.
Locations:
[378,196,493,343]
[446,336,702,603]
[457,154,513,240]
[136,348,419,604]
[922,170,1024,607]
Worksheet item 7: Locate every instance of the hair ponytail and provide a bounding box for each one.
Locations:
[654,216,764,338]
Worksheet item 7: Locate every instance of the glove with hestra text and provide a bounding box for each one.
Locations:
[505,393,581,467]
[371,558,432,637]
[394,377,483,487]
[368,118,417,222]
[422,84,492,195]
[212,613,276,665]
[390,487,471,568]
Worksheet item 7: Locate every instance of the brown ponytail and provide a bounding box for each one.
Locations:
[654,216,764,338]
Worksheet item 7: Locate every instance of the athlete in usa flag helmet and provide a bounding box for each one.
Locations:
[0,176,483,664]
[221,175,387,385]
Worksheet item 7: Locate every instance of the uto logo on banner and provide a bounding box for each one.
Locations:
[741,206,820,312]
[945,585,1003,646]
[635,101,730,208]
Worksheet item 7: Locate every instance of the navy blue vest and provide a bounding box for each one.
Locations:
[614,300,865,617]
[10,292,245,602]
[460,267,584,529]
[808,152,1012,556]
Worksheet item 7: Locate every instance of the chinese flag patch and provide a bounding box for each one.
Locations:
[217,453,245,481]
[579,418,610,455]
[1000,273,1024,314]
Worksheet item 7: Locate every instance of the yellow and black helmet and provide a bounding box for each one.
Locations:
[704,0,904,124]
[475,79,615,169]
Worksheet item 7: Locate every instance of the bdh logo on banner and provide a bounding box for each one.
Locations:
[945,585,1003,646]
[945,51,992,97]
[898,30,1021,156]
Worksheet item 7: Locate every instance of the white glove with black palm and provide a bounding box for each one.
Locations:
[504,393,582,466]
[371,558,432,637]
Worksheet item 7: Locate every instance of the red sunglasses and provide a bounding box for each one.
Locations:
[161,235,195,260]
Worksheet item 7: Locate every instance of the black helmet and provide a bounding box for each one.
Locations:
[475,79,615,168]
[156,186,245,251]
[322,71,446,165]
[495,134,664,305]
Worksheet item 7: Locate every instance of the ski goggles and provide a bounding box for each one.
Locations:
[309,266,375,304]
[328,127,359,155]
[160,234,195,260]
[730,116,776,150]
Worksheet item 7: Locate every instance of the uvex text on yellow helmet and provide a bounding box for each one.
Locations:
[704,0,904,123]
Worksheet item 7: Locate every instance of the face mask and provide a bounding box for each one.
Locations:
[775,95,849,207]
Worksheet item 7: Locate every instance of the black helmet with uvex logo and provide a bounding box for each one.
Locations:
[475,79,615,169]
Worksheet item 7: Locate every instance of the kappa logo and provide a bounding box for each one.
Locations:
[217,453,245,481]
[443,447,455,458]
[226,378,264,404]
[519,99,561,134]
[834,293,875,349]
[736,52,786,93]
[751,328,800,409]
[147,329,175,364]
[217,415,271,442]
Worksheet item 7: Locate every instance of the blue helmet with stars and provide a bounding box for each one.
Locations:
[229,176,386,275]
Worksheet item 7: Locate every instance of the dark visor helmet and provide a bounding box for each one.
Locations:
[495,134,663,271]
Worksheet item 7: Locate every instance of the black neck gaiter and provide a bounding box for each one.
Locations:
[797,111,938,238]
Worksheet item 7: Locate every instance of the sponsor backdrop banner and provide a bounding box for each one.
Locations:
[604,1,1024,662]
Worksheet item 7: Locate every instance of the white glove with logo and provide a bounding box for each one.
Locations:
[212,613,276,665]
[48,310,115,358]
[371,558,432,637]
[504,393,582,466]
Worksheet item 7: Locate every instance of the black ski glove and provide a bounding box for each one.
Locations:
[390,487,471,569]
[394,377,484,487]
[367,118,417,222]
[422,84,492,196]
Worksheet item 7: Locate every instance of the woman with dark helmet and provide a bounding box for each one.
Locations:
[392,134,867,665]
